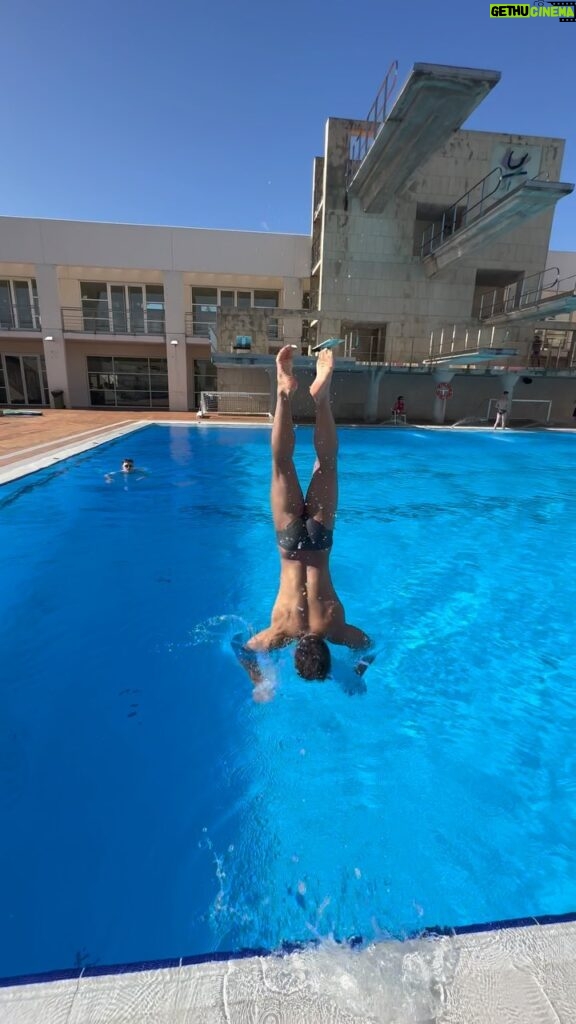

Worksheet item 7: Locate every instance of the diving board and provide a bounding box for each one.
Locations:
[422,179,574,276]
[424,348,518,367]
[479,286,576,325]
[348,63,501,213]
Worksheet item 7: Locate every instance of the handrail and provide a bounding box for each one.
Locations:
[428,322,514,358]
[61,305,165,336]
[478,266,566,320]
[420,167,505,257]
[346,59,399,188]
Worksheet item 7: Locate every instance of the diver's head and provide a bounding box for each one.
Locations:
[294,634,331,681]
[122,459,135,473]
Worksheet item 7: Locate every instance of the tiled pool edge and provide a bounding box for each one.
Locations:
[2,909,575,989]
[1,921,575,1024]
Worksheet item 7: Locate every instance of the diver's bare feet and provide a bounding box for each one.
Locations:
[276,345,298,397]
[310,347,334,403]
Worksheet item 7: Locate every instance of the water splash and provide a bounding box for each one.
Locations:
[161,614,253,655]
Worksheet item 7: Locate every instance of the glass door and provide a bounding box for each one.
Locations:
[2,355,47,405]
[13,282,35,329]
[145,285,165,335]
[110,286,128,333]
[128,287,144,334]
[5,356,25,404]
[22,356,43,404]
[81,283,110,332]
[0,281,14,328]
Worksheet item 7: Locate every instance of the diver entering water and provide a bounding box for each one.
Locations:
[234,344,373,698]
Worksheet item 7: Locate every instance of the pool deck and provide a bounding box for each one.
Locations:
[0,410,257,468]
[1,921,575,1023]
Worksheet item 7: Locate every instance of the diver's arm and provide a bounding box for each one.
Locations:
[231,633,265,685]
[231,628,286,689]
[337,625,376,676]
[338,625,372,650]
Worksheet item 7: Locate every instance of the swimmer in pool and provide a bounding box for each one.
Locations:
[234,345,372,697]
[105,458,147,483]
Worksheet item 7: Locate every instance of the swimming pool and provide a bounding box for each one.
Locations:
[1,423,575,979]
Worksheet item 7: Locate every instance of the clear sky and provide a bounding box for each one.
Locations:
[1,0,575,248]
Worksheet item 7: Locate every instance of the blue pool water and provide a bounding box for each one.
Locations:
[1,424,575,978]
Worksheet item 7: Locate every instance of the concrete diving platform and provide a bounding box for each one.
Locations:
[423,179,574,276]
[424,347,518,367]
[348,63,500,213]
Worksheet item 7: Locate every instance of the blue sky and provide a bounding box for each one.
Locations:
[1,0,575,248]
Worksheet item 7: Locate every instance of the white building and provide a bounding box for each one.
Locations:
[0,219,309,411]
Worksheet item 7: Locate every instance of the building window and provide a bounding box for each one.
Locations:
[0,279,40,330]
[87,356,168,408]
[0,353,48,405]
[191,287,280,338]
[80,283,165,335]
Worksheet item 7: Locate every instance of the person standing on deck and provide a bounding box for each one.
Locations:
[493,390,510,430]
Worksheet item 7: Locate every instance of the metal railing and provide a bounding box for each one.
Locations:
[0,303,41,331]
[478,268,576,319]
[62,306,165,336]
[419,167,505,258]
[346,59,399,188]
[428,322,517,360]
[185,305,303,342]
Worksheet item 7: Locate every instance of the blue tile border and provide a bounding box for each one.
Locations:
[1,910,575,989]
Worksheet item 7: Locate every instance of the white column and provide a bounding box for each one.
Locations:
[163,271,188,411]
[35,265,70,407]
[432,370,456,425]
[365,368,385,422]
[499,371,520,393]
[264,367,276,416]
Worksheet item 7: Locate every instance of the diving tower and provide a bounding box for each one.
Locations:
[347,63,501,213]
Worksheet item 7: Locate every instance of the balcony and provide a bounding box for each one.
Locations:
[0,303,41,332]
[62,305,166,337]
[185,305,309,353]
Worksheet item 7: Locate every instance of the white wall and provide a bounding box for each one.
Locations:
[0,218,311,278]
[548,251,576,281]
